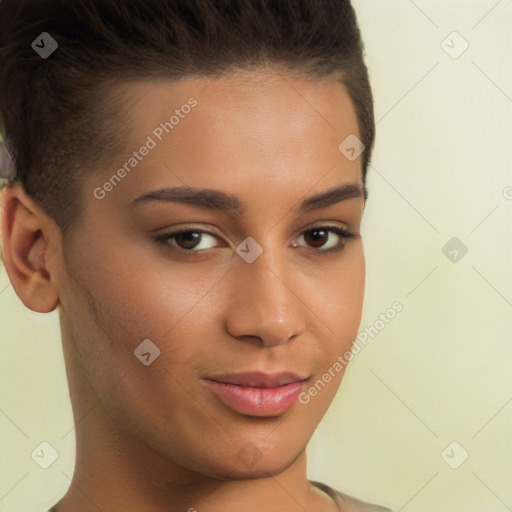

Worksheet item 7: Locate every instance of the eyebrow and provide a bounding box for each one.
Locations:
[131,182,364,216]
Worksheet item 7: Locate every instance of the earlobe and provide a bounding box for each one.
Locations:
[1,184,59,313]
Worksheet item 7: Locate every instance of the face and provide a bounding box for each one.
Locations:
[53,70,366,479]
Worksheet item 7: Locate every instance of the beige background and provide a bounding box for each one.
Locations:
[1,1,511,511]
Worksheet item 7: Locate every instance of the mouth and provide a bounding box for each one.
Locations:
[203,371,308,417]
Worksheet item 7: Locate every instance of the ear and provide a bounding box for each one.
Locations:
[0,183,59,313]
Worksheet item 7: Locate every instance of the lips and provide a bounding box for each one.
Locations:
[207,371,307,388]
[203,372,308,417]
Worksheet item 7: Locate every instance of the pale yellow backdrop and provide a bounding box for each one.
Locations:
[1,1,511,511]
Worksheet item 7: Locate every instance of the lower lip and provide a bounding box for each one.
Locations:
[204,380,304,417]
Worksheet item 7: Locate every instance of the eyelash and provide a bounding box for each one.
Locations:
[153,225,356,258]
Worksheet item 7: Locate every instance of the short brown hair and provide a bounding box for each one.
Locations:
[0,0,375,232]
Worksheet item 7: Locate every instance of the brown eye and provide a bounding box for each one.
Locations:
[157,230,220,252]
[303,228,329,248]
[174,231,203,250]
[154,225,356,258]
[295,226,356,253]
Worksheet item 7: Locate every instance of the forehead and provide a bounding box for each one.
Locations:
[119,70,359,140]
[88,71,363,215]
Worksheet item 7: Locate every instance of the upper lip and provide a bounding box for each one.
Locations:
[205,371,308,388]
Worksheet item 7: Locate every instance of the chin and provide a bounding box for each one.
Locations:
[212,459,297,481]
[203,443,302,481]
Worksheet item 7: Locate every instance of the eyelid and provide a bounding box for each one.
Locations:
[151,220,352,238]
[152,224,223,241]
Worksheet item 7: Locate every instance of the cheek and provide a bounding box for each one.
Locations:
[65,242,230,377]
[59,252,217,434]
[308,240,365,333]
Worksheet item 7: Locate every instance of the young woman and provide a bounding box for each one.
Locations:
[0,1,393,510]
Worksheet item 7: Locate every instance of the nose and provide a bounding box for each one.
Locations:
[225,249,307,348]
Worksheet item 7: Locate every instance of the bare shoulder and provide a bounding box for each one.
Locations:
[311,480,394,512]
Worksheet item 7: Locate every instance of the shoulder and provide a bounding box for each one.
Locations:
[310,480,394,512]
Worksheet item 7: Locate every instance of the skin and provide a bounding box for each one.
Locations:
[1,69,366,512]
